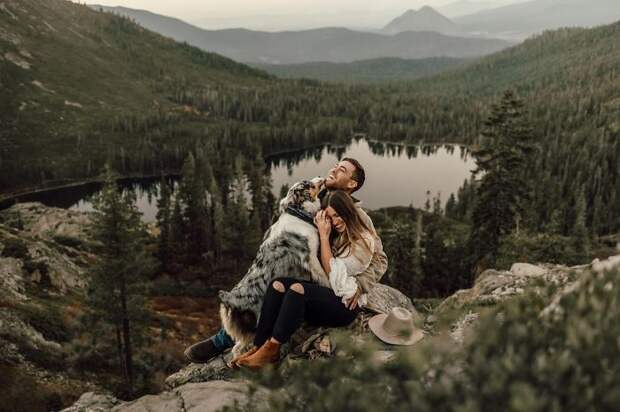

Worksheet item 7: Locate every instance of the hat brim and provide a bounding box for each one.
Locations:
[368,313,425,346]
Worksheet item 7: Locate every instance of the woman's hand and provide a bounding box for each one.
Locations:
[346,286,362,310]
[314,210,332,239]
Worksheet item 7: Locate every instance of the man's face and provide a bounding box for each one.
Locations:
[325,160,358,193]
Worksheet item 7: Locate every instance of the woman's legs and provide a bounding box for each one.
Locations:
[253,277,299,347]
[271,281,360,344]
[239,281,360,369]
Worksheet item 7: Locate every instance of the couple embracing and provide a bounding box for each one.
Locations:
[185,158,400,369]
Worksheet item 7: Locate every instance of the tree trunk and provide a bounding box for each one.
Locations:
[116,324,127,384]
[120,276,134,393]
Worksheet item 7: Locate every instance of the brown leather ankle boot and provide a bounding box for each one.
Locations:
[237,340,281,369]
[227,346,258,368]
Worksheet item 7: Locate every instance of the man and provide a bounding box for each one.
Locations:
[184,157,388,363]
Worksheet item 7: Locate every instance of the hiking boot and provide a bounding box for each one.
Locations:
[227,345,259,369]
[236,340,280,369]
[184,338,224,363]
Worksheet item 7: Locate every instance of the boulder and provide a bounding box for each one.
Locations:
[365,283,419,316]
[510,262,547,277]
[165,355,234,390]
[60,392,121,412]
[591,254,620,273]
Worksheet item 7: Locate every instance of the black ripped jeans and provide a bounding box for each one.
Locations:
[254,277,361,347]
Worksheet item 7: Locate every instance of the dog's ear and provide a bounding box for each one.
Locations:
[278,184,297,213]
[278,181,314,213]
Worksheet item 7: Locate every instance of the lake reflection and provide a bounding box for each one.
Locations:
[269,139,475,210]
[3,139,475,221]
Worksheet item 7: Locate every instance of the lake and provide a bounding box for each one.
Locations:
[3,139,475,221]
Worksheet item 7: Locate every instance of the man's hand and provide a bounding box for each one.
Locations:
[346,287,362,310]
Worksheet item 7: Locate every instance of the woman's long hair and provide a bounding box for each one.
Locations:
[325,190,375,259]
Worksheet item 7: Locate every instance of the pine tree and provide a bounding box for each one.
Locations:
[169,195,185,271]
[445,193,457,219]
[177,153,209,265]
[223,157,252,268]
[155,176,172,270]
[85,166,155,395]
[572,186,590,259]
[470,91,536,268]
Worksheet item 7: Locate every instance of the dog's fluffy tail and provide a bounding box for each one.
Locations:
[218,290,258,341]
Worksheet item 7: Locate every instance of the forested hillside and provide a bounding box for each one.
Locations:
[0,0,417,194]
[252,57,468,84]
[407,23,620,238]
[2,0,619,243]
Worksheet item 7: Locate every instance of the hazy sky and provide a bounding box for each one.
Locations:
[73,0,525,30]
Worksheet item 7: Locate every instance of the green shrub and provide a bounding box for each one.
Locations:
[496,233,592,269]
[231,268,620,412]
[0,365,64,412]
[52,234,84,249]
[22,259,49,276]
[18,303,72,342]
[1,238,30,259]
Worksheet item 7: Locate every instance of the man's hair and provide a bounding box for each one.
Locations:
[342,157,365,193]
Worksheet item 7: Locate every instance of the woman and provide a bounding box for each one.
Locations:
[230,190,378,369]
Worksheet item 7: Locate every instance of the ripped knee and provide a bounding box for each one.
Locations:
[290,283,305,294]
[272,280,286,293]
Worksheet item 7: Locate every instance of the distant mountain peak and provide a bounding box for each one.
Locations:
[384,6,459,34]
[419,5,439,13]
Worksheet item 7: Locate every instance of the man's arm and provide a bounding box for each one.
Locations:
[354,207,389,293]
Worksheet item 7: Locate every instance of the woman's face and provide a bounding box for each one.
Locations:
[325,206,346,233]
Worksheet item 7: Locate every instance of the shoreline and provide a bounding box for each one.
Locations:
[0,171,181,208]
[1,138,469,208]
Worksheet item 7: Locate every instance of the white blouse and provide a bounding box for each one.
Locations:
[328,233,375,307]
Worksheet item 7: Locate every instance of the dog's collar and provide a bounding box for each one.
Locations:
[285,205,317,228]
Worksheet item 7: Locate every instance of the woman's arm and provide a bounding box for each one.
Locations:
[319,233,333,274]
[315,210,334,274]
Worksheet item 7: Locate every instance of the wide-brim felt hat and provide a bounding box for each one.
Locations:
[368,307,424,346]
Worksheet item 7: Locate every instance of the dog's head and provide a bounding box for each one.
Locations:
[279,176,325,215]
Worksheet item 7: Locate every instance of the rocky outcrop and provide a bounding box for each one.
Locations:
[61,380,263,412]
[0,257,28,301]
[0,204,91,294]
[0,203,97,407]
[435,262,580,314]
[0,202,92,242]
[58,243,620,412]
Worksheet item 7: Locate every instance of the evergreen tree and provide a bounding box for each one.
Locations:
[223,157,252,268]
[383,223,419,298]
[177,153,209,265]
[85,166,155,396]
[445,193,457,219]
[169,195,185,272]
[572,186,590,259]
[155,176,172,270]
[469,91,536,269]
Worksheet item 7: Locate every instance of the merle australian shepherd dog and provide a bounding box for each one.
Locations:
[218,177,329,356]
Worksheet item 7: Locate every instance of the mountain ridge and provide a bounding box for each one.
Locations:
[91,5,512,64]
[454,0,620,39]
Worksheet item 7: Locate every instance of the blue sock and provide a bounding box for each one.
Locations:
[212,328,235,350]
